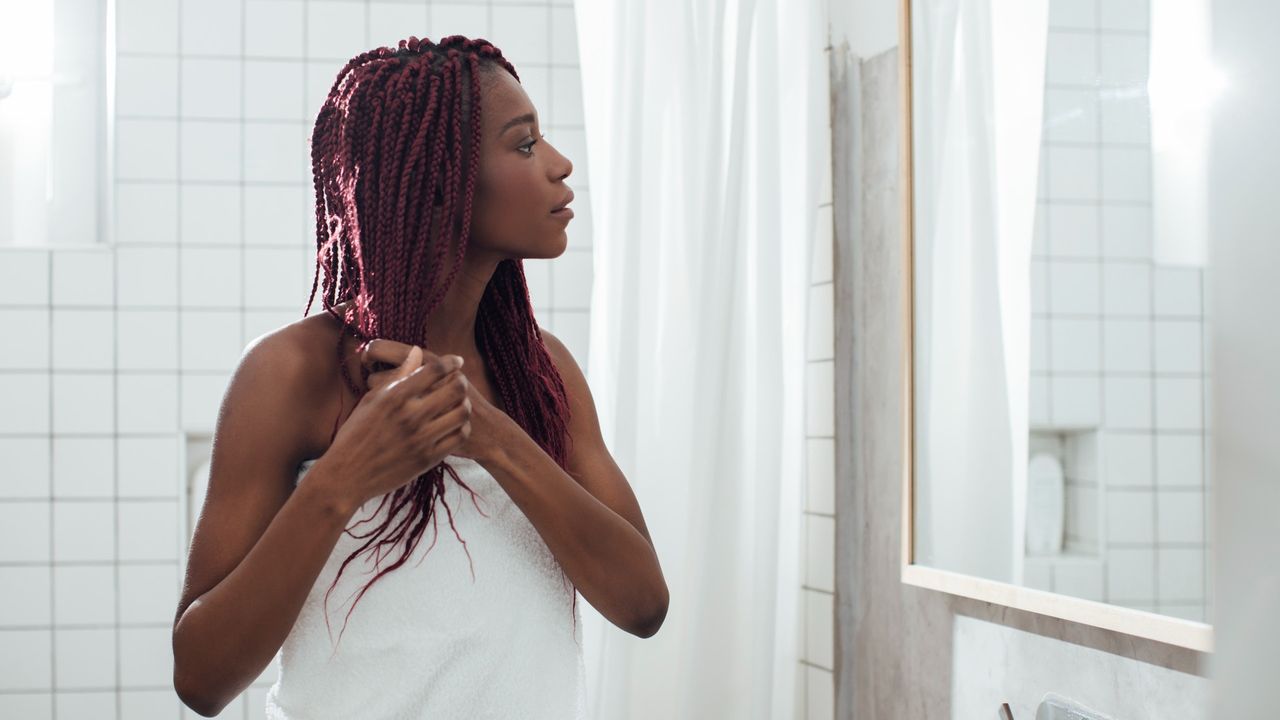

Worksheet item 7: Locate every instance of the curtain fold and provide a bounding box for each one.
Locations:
[573,0,824,716]
[912,0,1048,584]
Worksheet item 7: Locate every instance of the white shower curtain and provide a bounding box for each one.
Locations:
[911,0,1048,584]
[572,0,825,717]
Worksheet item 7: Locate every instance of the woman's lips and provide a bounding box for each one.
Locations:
[550,207,574,219]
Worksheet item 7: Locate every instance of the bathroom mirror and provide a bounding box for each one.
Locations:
[900,0,1215,651]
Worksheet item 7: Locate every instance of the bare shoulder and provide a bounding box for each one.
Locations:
[538,326,590,409]
[237,311,351,457]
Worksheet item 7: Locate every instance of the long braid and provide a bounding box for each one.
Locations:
[301,35,579,652]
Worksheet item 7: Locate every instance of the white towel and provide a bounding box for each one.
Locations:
[264,455,586,719]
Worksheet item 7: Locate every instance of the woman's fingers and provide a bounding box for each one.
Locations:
[360,338,423,373]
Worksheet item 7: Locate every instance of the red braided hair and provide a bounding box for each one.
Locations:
[301,35,577,652]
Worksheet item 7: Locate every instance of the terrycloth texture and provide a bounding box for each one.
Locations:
[264,455,586,720]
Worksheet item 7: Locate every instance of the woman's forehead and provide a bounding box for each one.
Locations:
[482,71,537,138]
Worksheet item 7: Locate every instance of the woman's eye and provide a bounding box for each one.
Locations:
[518,133,545,155]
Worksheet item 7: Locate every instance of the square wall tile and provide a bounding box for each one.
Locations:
[1046,31,1097,85]
[1102,318,1150,373]
[0,374,50,434]
[54,565,116,625]
[181,247,242,308]
[53,501,115,562]
[52,309,114,371]
[0,437,52,499]
[118,500,180,562]
[246,0,304,58]
[55,628,116,688]
[1155,377,1202,430]
[245,60,306,121]
[1155,435,1203,488]
[1104,432,1153,487]
[1050,375,1099,427]
[119,563,181,624]
[116,119,178,181]
[0,629,53,691]
[116,57,179,116]
[52,437,115,498]
[52,373,115,434]
[493,7,552,67]
[1158,547,1204,602]
[244,247,308,308]
[1103,262,1151,316]
[245,185,309,246]
[1154,267,1202,316]
[1049,317,1099,373]
[116,0,179,54]
[308,1,367,59]
[1157,490,1204,544]
[53,250,114,307]
[1046,146,1098,201]
[1107,547,1155,601]
[118,437,181,498]
[117,247,179,307]
[1104,376,1152,430]
[180,0,242,56]
[244,122,309,183]
[181,184,242,246]
[1154,320,1202,374]
[1107,489,1153,543]
[1101,206,1151,260]
[0,309,51,369]
[119,626,174,687]
[117,310,179,370]
[180,58,242,119]
[0,250,50,305]
[181,122,241,182]
[0,566,52,626]
[117,374,179,434]
[115,183,178,246]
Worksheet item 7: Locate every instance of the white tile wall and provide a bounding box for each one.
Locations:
[800,41,837,719]
[1031,0,1209,617]
[0,1,591,717]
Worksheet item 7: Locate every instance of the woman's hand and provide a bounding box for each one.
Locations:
[359,339,513,465]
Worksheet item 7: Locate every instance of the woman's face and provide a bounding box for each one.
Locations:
[468,67,575,260]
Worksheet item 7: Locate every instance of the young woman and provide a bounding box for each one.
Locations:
[171,35,668,719]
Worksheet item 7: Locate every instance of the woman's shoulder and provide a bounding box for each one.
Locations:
[239,308,356,456]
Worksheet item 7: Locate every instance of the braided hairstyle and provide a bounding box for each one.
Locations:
[302,35,577,651]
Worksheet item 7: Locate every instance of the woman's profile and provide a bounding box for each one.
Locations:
[171,35,668,720]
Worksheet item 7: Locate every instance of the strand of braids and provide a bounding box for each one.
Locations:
[299,35,580,653]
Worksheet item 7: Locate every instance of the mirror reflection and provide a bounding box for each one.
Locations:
[911,0,1214,623]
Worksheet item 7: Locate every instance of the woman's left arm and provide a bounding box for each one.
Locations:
[476,330,668,639]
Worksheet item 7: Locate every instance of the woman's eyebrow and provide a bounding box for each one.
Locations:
[499,112,537,136]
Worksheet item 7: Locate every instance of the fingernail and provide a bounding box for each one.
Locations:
[449,355,464,369]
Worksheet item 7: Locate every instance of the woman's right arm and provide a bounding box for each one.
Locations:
[171,332,364,718]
